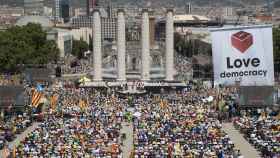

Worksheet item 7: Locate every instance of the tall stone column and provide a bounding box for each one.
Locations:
[141,9,150,81]
[165,9,174,81]
[93,10,102,81]
[117,9,126,81]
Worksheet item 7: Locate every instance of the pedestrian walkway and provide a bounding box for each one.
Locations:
[120,121,134,158]
[222,122,261,158]
[0,122,40,157]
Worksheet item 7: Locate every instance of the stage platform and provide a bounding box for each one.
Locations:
[79,81,187,88]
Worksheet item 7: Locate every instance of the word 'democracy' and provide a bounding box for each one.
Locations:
[211,26,274,86]
[220,57,267,78]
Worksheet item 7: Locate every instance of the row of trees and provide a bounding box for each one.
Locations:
[0,23,59,72]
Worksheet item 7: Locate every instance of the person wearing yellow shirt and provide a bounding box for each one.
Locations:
[174,141,183,156]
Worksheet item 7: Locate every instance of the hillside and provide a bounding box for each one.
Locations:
[0,0,274,8]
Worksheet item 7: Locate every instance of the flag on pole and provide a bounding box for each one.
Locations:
[31,89,43,107]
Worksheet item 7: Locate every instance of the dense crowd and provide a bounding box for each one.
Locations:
[14,88,124,157]
[234,111,280,158]
[0,80,278,158]
[0,114,31,150]
[132,90,241,157]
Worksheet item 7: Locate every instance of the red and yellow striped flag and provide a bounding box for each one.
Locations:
[31,90,43,107]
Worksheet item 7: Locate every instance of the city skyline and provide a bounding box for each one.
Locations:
[0,0,277,7]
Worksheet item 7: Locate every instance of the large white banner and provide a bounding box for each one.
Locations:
[210,25,274,86]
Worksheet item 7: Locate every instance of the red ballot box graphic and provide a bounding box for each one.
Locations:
[231,31,253,53]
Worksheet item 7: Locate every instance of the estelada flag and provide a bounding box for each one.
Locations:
[31,89,43,107]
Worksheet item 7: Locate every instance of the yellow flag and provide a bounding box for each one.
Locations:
[160,100,164,109]
[160,99,168,109]
[79,99,86,109]
[50,94,59,110]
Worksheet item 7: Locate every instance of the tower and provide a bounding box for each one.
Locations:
[55,0,69,23]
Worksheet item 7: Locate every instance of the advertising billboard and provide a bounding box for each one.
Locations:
[210,25,274,86]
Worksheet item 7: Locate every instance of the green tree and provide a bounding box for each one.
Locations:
[72,39,89,59]
[0,23,59,72]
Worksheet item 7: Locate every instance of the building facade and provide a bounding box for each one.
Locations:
[55,0,69,23]
[101,17,117,41]
[71,16,93,28]
[47,29,72,58]
[61,0,70,22]
[71,15,117,41]
[24,0,44,15]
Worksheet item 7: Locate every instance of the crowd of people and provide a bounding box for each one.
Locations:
[61,57,92,75]
[0,78,278,157]
[234,111,280,157]
[132,89,241,157]
[0,114,31,150]
[0,74,22,86]
[14,88,124,157]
